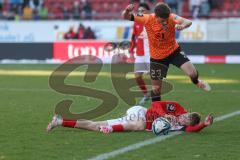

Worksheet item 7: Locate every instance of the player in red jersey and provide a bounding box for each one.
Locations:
[46,101,213,134]
[129,3,151,105]
[122,3,211,102]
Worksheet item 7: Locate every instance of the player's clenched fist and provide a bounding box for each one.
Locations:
[122,4,135,20]
[204,114,214,126]
[126,4,134,12]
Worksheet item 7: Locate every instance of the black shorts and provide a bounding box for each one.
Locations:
[150,47,190,80]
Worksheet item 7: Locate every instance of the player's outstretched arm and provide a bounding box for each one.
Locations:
[185,114,214,132]
[204,113,214,126]
[122,4,134,20]
[175,15,192,31]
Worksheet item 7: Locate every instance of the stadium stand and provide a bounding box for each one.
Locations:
[0,0,240,20]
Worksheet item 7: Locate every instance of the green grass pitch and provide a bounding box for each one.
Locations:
[0,64,239,160]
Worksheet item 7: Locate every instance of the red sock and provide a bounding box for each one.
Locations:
[111,124,124,132]
[136,77,147,95]
[62,119,77,128]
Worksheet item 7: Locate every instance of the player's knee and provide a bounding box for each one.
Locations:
[132,121,145,131]
[136,124,145,131]
[90,122,101,131]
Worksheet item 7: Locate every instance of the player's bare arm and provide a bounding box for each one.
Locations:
[175,15,192,30]
[122,4,134,20]
[184,113,214,132]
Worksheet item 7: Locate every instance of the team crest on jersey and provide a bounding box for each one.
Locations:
[166,104,175,112]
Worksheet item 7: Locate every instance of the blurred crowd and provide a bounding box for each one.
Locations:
[0,0,239,20]
[164,0,220,18]
[0,0,93,20]
[64,24,96,40]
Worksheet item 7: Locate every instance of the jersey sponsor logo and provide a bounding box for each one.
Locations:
[166,104,175,112]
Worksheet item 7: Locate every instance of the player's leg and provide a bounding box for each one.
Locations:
[100,106,147,133]
[102,117,146,133]
[150,58,169,102]
[134,56,150,105]
[124,105,147,131]
[135,72,148,96]
[46,114,140,133]
[135,72,150,105]
[170,48,211,91]
[46,114,108,132]
[151,79,162,101]
[180,61,198,84]
[180,61,211,91]
[47,106,147,133]
[122,120,146,131]
[75,120,108,131]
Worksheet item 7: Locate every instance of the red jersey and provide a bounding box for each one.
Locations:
[64,31,76,39]
[145,101,206,132]
[130,22,145,56]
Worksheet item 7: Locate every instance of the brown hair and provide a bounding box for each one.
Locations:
[154,2,171,19]
[189,112,201,126]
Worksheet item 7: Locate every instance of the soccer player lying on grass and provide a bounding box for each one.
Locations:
[47,101,213,134]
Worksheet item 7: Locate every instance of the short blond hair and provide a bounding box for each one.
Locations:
[189,112,201,126]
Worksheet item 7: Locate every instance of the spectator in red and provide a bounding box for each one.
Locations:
[83,26,96,39]
[77,23,85,39]
[64,26,77,40]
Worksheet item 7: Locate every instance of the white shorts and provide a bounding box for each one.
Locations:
[134,56,150,73]
[107,106,147,126]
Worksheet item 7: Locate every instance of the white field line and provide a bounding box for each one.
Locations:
[0,88,239,93]
[88,110,240,160]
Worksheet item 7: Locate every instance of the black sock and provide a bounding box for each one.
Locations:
[151,90,161,102]
[191,70,199,84]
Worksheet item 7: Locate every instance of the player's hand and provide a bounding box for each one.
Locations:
[175,24,185,30]
[129,49,134,55]
[129,45,134,54]
[204,114,214,126]
[129,53,134,59]
[126,4,134,12]
[127,56,135,63]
